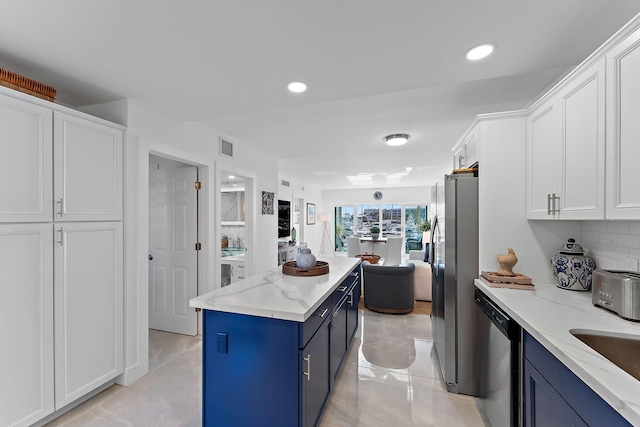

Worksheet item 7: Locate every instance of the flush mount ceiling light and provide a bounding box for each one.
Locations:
[287,81,307,93]
[465,43,495,61]
[384,134,410,146]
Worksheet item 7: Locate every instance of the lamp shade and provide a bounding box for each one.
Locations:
[319,213,330,223]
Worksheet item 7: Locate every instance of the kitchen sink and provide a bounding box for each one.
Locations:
[570,329,640,381]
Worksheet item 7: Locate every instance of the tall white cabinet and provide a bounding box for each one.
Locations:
[0,87,124,426]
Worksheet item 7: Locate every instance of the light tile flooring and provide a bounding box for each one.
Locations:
[45,310,489,427]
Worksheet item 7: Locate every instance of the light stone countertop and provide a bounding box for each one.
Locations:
[190,256,360,322]
[475,279,640,425]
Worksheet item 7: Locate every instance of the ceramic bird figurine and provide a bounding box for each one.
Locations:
[496,248,518,276]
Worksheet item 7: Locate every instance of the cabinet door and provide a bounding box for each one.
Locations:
[606,27,640,219]
[462,126,478,167]
[0,224,54,427]
[0,94,52,223]
[526,99,558,219]
[524,359,587,427]
[557,58,606,219]
[54,222,123,408]
[347,281,360,343]
[53,112,123,221]
[301,319,331,427]
[330,298,348,385]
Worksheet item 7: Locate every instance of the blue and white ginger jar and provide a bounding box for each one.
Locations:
[551,238,595,291]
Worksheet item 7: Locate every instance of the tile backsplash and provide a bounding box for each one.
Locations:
[581,221,640,270]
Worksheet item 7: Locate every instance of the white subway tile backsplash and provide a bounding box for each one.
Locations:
[617,233,640,249]
[629,222,640,235]
[581,221,640,270]
[582,231,598,243]
[606,221,628,234]
[598,232,616,245]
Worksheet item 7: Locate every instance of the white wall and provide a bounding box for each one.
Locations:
[278,177,324,255]
[581,221,640,270]
[81,99,279,387]
[476,113,582,284]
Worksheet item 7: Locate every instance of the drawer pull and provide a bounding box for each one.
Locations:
[303,355,311,381]
[337,286,347,292]
[318,308,328,318]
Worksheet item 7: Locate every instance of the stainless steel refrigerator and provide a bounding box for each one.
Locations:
[430,173,481,396]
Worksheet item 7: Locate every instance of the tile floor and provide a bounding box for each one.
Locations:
[45,310,489,427]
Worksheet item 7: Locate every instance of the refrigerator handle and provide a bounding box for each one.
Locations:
[430,215,438,269]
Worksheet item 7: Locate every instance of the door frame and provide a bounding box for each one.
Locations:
[217,162,256,285]
[118,135,212,386]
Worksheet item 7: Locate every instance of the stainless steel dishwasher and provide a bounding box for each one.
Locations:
[475,289,522,427]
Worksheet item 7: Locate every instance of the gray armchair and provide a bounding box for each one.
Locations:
[362,262,415,314]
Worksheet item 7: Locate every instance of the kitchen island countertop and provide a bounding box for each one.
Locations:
[190,256,360,322]
[475,279,640,425]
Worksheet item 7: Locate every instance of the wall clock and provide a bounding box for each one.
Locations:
[373,191,383,200]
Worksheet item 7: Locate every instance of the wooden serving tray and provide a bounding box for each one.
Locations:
[282,260,329,277]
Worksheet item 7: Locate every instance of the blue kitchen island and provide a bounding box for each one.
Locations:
[190,256,361,427]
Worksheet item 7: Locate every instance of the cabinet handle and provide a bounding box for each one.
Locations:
[58,227,64,246]
[337,286,347,292]
[57,198,64,217]
[348,291,354,306]
[318,308,328,318]
[303,355,311,381]
[550,193,560,215]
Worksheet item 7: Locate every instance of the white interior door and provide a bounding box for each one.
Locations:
[149,166,198,336]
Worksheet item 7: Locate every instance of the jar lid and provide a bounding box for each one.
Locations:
[559,238,585,255]
[301,248,312,254]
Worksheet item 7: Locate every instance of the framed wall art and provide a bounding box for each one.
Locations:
[262,191,274,215]
[306,203,316,225]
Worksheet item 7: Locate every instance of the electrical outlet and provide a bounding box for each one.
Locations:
[624,257,639,272]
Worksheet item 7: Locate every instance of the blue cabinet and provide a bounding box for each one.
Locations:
[523,332,630,427]
[202,266,360,427]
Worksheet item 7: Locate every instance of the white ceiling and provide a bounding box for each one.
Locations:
[2,1,640,189]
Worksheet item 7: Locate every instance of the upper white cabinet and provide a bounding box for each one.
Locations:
[452,126,478,169]
[526,59,605,220]
[526,99,558,219]
[0,95,53,222]
[54,112,123,221]
[0,223,54,427]
[606,27,640,219]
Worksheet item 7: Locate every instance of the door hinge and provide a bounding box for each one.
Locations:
[195,181,201,190]
[195,242,202,251]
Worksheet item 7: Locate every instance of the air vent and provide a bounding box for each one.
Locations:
[281,180,290,187]
[220,138,233,158]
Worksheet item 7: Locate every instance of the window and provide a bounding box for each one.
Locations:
[335,203,428,254]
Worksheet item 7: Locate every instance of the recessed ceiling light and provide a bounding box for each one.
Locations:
[465,43,495,61]
[287,82,307,93]
[228,175,235,179]
[384,134,410,146]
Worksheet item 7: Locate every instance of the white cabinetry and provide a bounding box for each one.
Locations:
[606,27,640,219]
[527,59,605,219]
[54,222,123,408]
[452,126,478,169]
[0,88,124,425]
[0,224,54,427]
[54,112,123,221]
[0,96,52,223]
[221,258,245,286]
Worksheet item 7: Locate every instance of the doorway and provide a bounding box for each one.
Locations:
[220,170,251,287]
[148,155,198,336]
